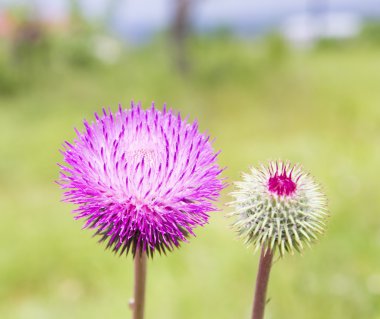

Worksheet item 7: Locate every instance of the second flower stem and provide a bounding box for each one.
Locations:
[251,246,274,319]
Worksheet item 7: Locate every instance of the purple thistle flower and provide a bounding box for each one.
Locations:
[58,102,224,257]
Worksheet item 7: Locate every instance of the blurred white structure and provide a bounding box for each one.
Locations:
[281,12,362,48]
[92,35,123,64]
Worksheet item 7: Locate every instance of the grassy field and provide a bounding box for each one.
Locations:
[1,36,380,319]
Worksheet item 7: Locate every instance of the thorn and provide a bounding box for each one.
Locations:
[129,298,135,310]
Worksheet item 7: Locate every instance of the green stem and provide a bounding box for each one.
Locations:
[252,247,274,319]
[131,249,147,319]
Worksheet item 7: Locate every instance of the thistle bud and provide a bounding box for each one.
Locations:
[230,161,328,255]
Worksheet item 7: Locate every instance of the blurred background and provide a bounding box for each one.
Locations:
[1,0,380,318]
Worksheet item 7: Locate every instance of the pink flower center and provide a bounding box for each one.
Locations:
[127,139,164,169]
[268,172,296,196]
[131,148,157,163]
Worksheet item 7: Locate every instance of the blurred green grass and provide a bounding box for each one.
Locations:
[1,37,380,319]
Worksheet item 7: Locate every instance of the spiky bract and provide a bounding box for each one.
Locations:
[59,102,224,257]
[230,161,328,256]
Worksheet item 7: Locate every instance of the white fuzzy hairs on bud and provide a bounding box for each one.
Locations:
[229,161,328,256]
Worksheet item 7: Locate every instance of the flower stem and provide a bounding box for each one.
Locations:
[132,249,147,319]
[252,247,274,319]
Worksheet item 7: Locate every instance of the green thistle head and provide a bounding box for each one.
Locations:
[229,161,328,256]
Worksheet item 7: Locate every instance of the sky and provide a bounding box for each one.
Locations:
[1,0,379,40]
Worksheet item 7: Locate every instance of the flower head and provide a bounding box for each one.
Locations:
[59,102,224,257]
[230,161,328,256]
